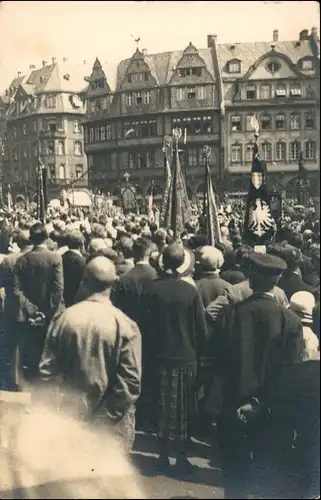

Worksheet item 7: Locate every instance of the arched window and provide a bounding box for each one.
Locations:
[261,142,272,162]
[74,141,82,155]
[59,164,65,179]
[275,142,286,162]
[231,143,242,163]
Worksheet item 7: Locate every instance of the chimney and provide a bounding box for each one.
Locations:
[207,34,217,48]
[17,71,21,77]
[311,26,318,40]
[299,29,309,41]
[273,30,279,42]
[29,64,36,69]
[52,57,56,64]
[42,60,47,67]
[142,49,147,57]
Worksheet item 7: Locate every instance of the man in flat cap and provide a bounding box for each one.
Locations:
[214,252,304,499]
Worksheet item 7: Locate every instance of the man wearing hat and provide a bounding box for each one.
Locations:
[214,252,304,499]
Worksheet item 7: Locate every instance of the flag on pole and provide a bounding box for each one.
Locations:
[160,149,172,226]
[201,148,222,246]
[148,181,154,221]
[243,138,275,247]
[162,137,191,238]
[7,185,13,212]
[37,161,46,223]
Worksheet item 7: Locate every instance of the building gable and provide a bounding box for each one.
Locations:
[88,58,111,93]
[120,49,158,90]
[244,51,302,80]
[169,42,214,84]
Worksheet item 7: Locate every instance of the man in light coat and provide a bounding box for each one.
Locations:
[39,256,142,452]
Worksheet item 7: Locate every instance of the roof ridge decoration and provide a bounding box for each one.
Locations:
[242,50,304,80]
[183,41,199,56]
[93,57,103,71]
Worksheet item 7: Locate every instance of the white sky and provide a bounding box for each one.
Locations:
[0,0,319,93]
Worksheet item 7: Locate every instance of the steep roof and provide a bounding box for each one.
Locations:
[115,47,216,90]
[216,39,315,79]
[8,74,27,91]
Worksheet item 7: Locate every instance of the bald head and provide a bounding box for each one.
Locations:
[84,256,117,294]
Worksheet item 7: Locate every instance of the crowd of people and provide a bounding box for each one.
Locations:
[0,196,319,499]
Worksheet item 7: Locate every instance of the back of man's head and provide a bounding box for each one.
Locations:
[30,223,48,246]
[133,237,154,262]
[83,256,117,294]
[118,236,133,259]
[15,230,30,250]
[65,230,84,251]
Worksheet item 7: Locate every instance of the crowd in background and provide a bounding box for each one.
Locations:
[0,196,319,499]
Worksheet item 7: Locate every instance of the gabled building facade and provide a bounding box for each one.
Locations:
[83,29,319,202]
[3,59,89,201]
[215,27,320,197]
[83,42,222,202]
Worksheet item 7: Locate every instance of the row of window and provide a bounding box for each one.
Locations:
[10,120,82,137]
[231,111,315,132]
[11,140,83,160]
[175,86,208,101]
[127,72,149,83]
[124,91,152,106]
[179,67,203,77]
[85,115,213,143]
[228,58,313,74]
[230,141,316,163]
[244,83,306,100]
[47,164,84,181]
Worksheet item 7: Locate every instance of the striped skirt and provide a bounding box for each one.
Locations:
[157,362,198,443]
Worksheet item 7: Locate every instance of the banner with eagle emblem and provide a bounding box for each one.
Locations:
[243,138,276,246]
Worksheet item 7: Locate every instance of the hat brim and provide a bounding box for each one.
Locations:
[158,249,194,276]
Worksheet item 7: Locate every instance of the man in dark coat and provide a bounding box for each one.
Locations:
[111,237,158,430]
[62,230,86,307]
[144,242,208,473]
[111,236,158,325]
[214,252,304,499]
[269,243,314,300]
[13,223,64,381]
[195,246,231,308]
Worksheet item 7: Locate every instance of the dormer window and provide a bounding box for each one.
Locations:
[179,67,202,77]
[267,61,281,73]
[275,84,287,97]
[228,61,241,73]
[290,84,301,97]
[302,59,313,70]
